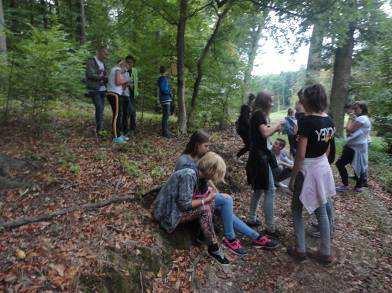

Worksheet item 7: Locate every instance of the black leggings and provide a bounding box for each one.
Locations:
[336,146,367,188]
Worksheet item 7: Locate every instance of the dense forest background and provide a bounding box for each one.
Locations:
[0,0,391,144]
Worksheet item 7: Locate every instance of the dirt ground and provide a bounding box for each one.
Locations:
[0,111,391,292]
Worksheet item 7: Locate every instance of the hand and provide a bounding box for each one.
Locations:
[289,177,295,192]
[276,121,283,132]
[205,190,217,203]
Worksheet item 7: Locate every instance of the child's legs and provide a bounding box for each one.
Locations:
[263,166,276,232]
[232,213,259,240]
[180,204,217,246]
[326,197,334,231]
[249,189,262,222]
[292,172,306,253]
[214,193,235,240]
[314,204,331,256]
[336,146,354,186]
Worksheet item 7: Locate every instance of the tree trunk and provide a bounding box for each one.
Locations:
[0,0,6,54]
[40,0,49,28]
[329,23,355,137]
[176,0,188,134]
[188,2,233,127]
[305,22,324,86]
[243,11,267,102]
[79,0,86,44]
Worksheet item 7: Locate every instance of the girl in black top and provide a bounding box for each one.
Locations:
[246,91,284,237]
[287,84,336,265]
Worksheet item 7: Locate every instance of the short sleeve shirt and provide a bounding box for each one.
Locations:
[250,110,268,151]
[298,115,335,158]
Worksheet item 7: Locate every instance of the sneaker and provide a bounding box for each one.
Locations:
[336,185,350,193]
[120,135,129,141]
[252,235,279,250]
[262,229,282,239]
[222,238,247,256]
[287,246,307,261]
[112,137,126,144]
[246,219,261,227]
[208,249,230,265]
[307,249,335,265]
[354,187,364,193]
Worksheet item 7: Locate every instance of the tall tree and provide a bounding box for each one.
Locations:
[188,0,234,126]
[243,10,267,102]
[176,0,188,134]
[79,0,86,44]
[305,22,324,85]
[0,0,6,54]
[329,23,355,137]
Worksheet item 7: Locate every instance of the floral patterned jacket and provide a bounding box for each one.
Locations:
[153,168,197,233]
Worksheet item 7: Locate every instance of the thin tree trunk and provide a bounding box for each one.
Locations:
[0,0,6,54]
[40,0,49,28]
[79,0,86,44]
[243,11,267,102]
[330,23,355,137]
[305,22,324,86]
[176,0,188,134]
[188,2,233,126]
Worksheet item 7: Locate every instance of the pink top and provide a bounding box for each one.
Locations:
[299,154,336,214]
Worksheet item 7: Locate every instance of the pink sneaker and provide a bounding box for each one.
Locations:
[252,235,279,250]
[222,238,247,256]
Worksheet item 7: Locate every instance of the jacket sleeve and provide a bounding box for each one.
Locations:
[158,77,171,95]
[85,59,100,81]
[176,173,195,212]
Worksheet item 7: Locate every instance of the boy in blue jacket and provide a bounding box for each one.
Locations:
[157,66,173,138]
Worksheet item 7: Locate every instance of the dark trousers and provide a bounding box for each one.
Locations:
[90,90,106,132]
[161,102,171,136]
[336,145,367,188]
[107,92,123,138]
[122,92,136,133]
[237,134,250,158]
[288,134,297,157]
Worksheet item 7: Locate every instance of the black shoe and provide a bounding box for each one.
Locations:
[246,219,261,227]
[208,249,230,265]
[262,229,282,239]
[162,132,174,139]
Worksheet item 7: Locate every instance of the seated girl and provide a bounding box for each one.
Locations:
[154,152,229,264]
[175,131,279,256]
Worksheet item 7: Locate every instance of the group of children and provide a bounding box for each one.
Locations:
[153,83,372,266]
[85,48,175,142]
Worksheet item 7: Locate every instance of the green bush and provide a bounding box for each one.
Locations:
[6,26,88,118]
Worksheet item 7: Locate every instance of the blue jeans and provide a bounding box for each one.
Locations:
[248,166,276,232]
[214,193,259,241]
[90,90,106,132]
[292,172,332,255]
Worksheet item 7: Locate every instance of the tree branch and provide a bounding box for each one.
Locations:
[187,1,214,18]
[0,187,161,231]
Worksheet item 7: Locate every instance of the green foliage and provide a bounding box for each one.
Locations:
[9,26,88,117]
[119,155,141,177]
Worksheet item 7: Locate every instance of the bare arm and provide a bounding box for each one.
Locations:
[346,121,363,134]
[259,122,282,138]
[289,136,307,191]
[115,70,126,86]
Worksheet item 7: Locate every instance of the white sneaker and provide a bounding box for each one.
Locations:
[120,135,129,141]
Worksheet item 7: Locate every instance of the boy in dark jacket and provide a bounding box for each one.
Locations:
[157,66,173,138]
[85,48,109,136]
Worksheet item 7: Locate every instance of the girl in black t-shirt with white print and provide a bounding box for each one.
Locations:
[287,84,336,265]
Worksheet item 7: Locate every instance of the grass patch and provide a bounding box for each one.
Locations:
[119,155,141,177]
